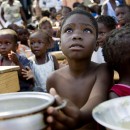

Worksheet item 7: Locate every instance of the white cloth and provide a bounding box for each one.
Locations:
[39,0,56,11]
[91,47,105,64]
[102,0,119,20]
[1,0,23,27]
[29,53,55,92]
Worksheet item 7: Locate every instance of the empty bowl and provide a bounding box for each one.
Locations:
[92,96,130,130]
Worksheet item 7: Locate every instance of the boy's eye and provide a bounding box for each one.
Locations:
[83,28,92,33]
[65,28,73,33]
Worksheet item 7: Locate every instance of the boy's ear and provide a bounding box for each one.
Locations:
[94,41,99,52]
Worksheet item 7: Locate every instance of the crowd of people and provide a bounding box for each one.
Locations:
[0,0,130,130]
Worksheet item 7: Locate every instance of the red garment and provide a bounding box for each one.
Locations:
[110,84,130,96]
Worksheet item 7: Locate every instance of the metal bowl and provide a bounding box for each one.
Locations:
[92,96,130,130]
[0,92,55,130]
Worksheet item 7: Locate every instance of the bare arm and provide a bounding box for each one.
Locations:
[1,8,6,23]
[45,64,113,130]
[77,64,113,127]
[20,7,27,26]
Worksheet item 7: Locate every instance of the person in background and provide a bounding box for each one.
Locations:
[1,0,27,27]
[101,0,119,21]
[16,27,34,58]
[0,29,33,91]
[49,7,57,27]
[39,0,55,11]
[22,29,59,92]
[102,24,130,98]
[61,6,72,18]
[38,17,60,52]
[62,0,83,9]
[115,4,130,28]
[91,15,116,64]
[19,0,33,23]
[45,9,113,130]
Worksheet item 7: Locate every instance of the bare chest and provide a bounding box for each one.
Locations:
[56,76,95,108]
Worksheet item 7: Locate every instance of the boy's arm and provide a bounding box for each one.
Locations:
[45,64,113,130]
[79,64,113,126]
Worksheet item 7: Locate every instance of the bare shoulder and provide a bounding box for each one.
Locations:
[46,66,69,92]
[90,63,114,96]
[90,62,113,76]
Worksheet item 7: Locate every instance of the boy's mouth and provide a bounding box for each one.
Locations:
[69,44,84,49]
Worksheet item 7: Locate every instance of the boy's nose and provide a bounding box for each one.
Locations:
[72,33,83,41]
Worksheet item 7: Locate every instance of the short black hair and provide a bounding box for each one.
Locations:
[96,15,117,30]
[102,24,130,71]
[61,8,98,39]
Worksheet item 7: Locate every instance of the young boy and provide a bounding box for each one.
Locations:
[115,4,130,28]
[45,9,113,130]
[0,29,33,91]
[102,24,130,98]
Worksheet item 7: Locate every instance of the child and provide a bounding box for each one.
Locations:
[91,15,116,63]
[45,9,113,130]
[38,17,60,52]
[16,27,34,58]
[22,29,59,92]
[102,24,130,98]
[115,4,130,28]
[0,29,33,91]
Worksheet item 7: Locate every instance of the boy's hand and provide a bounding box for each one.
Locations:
[45,88,81,130]
[22,66,34,80]
[8,51,19,65]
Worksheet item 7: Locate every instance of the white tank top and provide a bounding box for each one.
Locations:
[30,53,55,92]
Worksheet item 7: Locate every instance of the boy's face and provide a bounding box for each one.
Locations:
[0,34,17,57]
[61,14,97,60]
[29,33,49,57]
[115,7,130,26]
[97,22,110,47]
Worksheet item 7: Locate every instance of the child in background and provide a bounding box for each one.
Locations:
[22,29,59,92]
[38,17,60,52]
[102,24,130,98]
[45,9,113,130]
[7,24,33,58]
[16,27,34,58]
[0,29,33,91]
[91,15,116,63]
[61,6,72,18]
[115,4,130,28]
